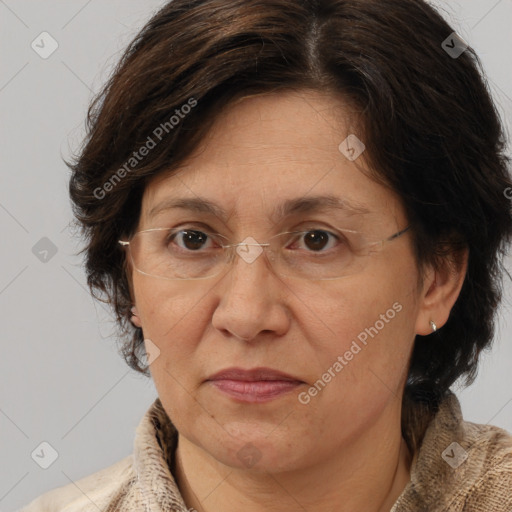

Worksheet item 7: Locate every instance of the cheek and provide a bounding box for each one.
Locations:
[304,257,419,402]
[133,277,213,366]
[139,286,213,429]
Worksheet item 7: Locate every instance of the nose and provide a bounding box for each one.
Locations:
[210,242,291,342]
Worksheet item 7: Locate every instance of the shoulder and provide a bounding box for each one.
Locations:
[452,418,512,508]
[394,391,512,511]
[19,455,135,512]
[463,416,512,463]
[438,393,512,477]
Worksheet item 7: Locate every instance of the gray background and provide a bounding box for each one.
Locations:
[1,1,511,510]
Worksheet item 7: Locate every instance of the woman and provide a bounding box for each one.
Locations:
[21,0,512,510]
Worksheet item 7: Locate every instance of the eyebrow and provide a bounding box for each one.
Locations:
[147,194,371,223]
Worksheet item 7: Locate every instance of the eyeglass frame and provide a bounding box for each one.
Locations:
[118,224,411,281]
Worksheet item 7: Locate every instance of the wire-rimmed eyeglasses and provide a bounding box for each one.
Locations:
[118,225,411,281]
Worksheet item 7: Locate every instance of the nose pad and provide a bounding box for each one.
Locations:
[233,237,268,265]
[227,239,276,279]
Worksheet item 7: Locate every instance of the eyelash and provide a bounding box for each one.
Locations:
[167,224,343,253]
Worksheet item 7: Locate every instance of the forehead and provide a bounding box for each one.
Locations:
[139,90,404,228]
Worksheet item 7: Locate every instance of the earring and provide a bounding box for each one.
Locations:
[430,320,437,332]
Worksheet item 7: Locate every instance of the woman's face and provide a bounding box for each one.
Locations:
[129,90,428,472]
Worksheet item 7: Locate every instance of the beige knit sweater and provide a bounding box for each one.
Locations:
[20,391,512,512]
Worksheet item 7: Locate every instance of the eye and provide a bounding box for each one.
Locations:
[168,229,218,252]
[290,230,341,252]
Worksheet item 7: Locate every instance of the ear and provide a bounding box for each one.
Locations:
[130,305,142,328]
[415,248,468,335]
[121,244,141,328]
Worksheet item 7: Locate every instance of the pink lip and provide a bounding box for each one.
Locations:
[206,367,304,403]
[207,366,303,382]
[209,380,303,403]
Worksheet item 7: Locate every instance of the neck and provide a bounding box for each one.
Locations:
[174,413,412,512]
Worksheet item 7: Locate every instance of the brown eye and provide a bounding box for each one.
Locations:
[303,231,330,251]
[295,230,339,252]
[171,230,211,251]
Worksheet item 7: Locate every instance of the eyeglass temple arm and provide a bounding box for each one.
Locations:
[387,225,411,241]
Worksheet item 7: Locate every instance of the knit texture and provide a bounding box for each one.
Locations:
[20,391,512,511]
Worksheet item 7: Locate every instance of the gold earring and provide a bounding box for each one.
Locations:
[430,320,437,332]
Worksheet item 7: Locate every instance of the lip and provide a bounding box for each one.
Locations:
[206,367,303,382]
[208,379,303,403]
[206,367,305,403]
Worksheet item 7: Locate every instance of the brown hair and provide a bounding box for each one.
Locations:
[67,0,512,450]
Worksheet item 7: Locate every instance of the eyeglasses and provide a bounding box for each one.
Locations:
[118,225,411,281]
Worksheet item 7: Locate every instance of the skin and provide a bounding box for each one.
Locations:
[127,89,467,512]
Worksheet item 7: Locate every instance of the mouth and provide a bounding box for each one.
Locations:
[206,367,305,403]
[207,366,304,382]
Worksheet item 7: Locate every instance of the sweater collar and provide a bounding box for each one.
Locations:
[134,392,469,511]
[391,390,480,511]
[133,397,188,512]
